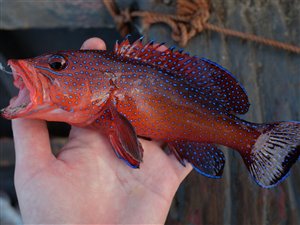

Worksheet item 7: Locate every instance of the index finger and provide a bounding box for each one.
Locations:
[81,37,106,50]
[68,37,107,141]
[12,118,53,170]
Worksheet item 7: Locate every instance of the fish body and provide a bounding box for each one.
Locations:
[1,38,300,188]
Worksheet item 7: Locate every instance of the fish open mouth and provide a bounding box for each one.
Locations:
[0,60,36,119]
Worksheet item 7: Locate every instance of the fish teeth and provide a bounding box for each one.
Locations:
[0,62,13,75]
[10,103,28,113]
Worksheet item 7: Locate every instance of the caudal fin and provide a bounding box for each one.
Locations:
[242,122,300,188]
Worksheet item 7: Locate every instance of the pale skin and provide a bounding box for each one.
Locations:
[13,37,192,224]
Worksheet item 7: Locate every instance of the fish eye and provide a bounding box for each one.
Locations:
[48,54,68,71]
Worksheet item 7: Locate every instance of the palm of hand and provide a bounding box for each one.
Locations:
[13,38,192,224]
[16,126,190,224]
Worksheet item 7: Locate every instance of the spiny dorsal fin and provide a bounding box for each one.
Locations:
[114,38,250,114]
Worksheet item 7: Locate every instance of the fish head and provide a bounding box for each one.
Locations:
[1,51,110,125]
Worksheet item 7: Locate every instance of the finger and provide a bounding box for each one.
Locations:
[58,38,110,161]
[81,37,106,50]
[12,119,54,167]
[66,37,107,150]
[139,139,192,183]
[154,44,168,52]
[167,154,193,182]
[67,126,109,151]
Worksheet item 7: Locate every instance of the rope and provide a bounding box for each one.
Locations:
[204,23,300,53]
[103,0,300,54]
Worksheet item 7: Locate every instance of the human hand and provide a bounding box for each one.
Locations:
[13,37,192,224]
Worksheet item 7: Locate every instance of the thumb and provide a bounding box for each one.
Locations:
[13,119,54,174]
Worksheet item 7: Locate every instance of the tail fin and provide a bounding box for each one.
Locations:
[242,122,300,188]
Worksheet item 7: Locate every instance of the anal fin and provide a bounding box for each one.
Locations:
[168,141,225,178]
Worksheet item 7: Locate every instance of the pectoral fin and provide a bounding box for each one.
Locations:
[168,141,225,178]
[96,105,143,168]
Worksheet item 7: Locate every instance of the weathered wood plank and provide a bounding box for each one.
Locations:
[144,0,300,224]
[0,0,131,29]
[0,0,175,31]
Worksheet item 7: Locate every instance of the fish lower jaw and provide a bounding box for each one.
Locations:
[1,103,32,119]
[1,78,36,118]
[1,60,39,119]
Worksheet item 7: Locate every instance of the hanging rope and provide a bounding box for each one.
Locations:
[103,0,300,54]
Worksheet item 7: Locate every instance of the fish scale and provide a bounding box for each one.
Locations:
[1,38,300,188]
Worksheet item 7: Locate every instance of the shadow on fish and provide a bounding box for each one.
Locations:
[1,37,299,188]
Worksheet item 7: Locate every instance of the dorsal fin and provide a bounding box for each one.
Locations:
[114,38,250,114]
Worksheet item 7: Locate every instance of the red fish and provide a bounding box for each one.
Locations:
[1,37,299,188]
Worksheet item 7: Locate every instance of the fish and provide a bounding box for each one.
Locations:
[1,37,299,188]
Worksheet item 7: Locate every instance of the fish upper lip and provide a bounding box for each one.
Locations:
[9,60,33,89]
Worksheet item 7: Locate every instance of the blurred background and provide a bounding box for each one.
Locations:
[0,0,299,224]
